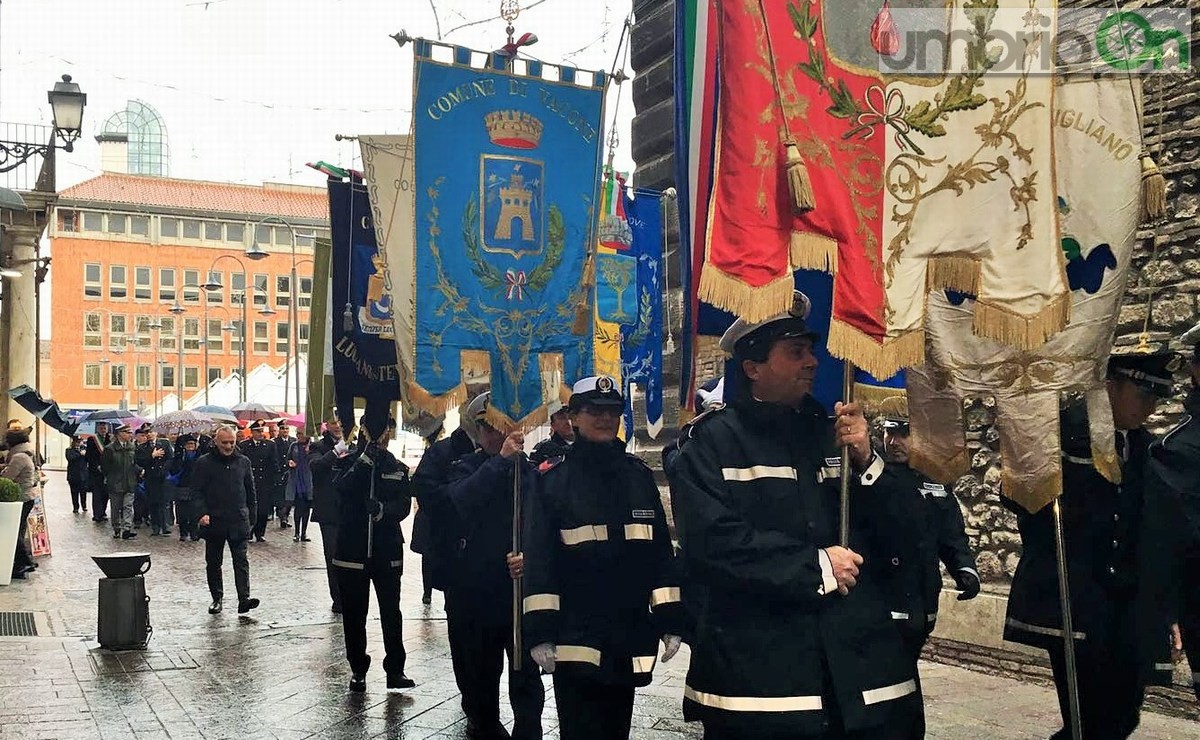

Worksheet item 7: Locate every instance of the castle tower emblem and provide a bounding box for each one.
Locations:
[496,165,535,241]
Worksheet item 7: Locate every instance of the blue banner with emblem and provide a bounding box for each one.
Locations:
[619,188,664,439]
[411,41,606,428]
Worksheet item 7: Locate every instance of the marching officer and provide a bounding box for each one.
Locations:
[668,291,919,739]
[331,415,416,693]
[1139,321,1200,704]
[528,402,574,465]
[240,420,282,542]
[522,376,684,740]
[411,411,477,606]
[874,396,978,739]
[442,391,545,740]
[1005,346,1181,739]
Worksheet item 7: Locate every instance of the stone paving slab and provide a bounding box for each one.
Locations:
[0,474,1195,739]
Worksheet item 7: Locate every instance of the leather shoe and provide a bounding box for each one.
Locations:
[348,673,367,692]
[237,598,260,614]
[386,673,416,692]
[208,600,222,614]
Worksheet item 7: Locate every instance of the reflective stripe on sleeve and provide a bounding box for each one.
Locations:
[1153,662,1174,672]
[624,523,654,541]
[890,612,910,620]
[522,594,560,614]
[1006,617,1086,640]
[650,586,682,608]
[331,559,364,570]
[556,645,602,666]
[684,685,823,713]
[560,525,609,546]
[721,465,797,482]
[861,679,917,706]
[632,655,657,673]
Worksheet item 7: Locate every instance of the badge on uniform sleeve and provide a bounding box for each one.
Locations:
[632,509,655,520]
[920,482,948,498]
[817,457,841,482]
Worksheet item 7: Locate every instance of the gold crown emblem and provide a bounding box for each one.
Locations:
[485,110,544,149]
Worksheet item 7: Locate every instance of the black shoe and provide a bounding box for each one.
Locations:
[422,592,432,606]
[301,536,311,542]
[237,598,260,614]
[208,600,222,614]
[11,570,26,580]
[112,532,121,539]
[190,536,200,542]
[93,517,107,523]
[122,531,137,540]
[180,535,188,542]
[465,720,510,740]
[150,531,162,537]
[331,603,342,615]
[254,534,266,543]
[386,673,416,692]
[348,673,367,693]
[280,521,289,529]
[72,508,79,513]
[293,535,300,543]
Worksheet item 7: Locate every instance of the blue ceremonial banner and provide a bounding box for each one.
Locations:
[329,178,402,434]
[411,42,606,427]
[620,189,664,439]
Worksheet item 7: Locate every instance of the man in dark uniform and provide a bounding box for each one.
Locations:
[135,423,175,536]
[193,426,260,615]
[310,419,346,613]
[331,415,416,693]
[523,375,684,740]
[274,424,296,528]
[1139,321,1200,704]
[85,422,111,522]
[1004,347,1181,739]
[240,420,282,542]
[412,415,475,606]
[441,391,545,740]
[528,402,573,465]
[668,291,919,740]
[874,397,978,739]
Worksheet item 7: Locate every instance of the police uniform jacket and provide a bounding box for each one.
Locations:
[528,432,572,465]
[522,437,684,688]
[331,444,413,570]
[443,450,534,625]
[672,397,918,736]
[1004,403,1166,674]
[192,449,256,540]
[308,433,343,525]
[239,438,281,499]
[411,428,476,572]
[135,439,173,491]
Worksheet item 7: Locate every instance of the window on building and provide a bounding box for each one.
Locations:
[253,274,268,307]
[206,271,223,304]
[208,367,223,385]
[130,215,150,236]
[134,315,153,348]
[184,367,200,389]
[84,364,102,388]
[254,225,272,247]
[298,277,313,308]
[253,321,268,354]
[182,219,201,239]
[136,365,151,390]
[274,227,292,246]
[59,210,77,232]
[160,218,179,238]
[134,267,152,301]
[159,317,176,351]
[226,223,244,243]
[229,319,243,353]
[109,363,126,389]
[84,263,102,298]
[84,312,102,348]
[298,323,310,354]
[159,268,176,302]
[230,273,246,304]
[109,265,127,300]
[275,322,290,354]
[109,314,127,351]
[207,319,223,352]
[82,212,103,231]
[295,228,316,248]
[204,221,223,240]
[183,270,200,304]
[161,365,175,389]
[107,214,127,234]
[275,275,291,308]
[183,318,200,351]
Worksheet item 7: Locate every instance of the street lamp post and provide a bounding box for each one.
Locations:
[246,216,303,416]
[201,255,272,404]
[170,301,186,406]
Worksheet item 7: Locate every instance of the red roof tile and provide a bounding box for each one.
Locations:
[58,173,328,221]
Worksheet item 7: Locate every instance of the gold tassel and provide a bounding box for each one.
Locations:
[784,141,816,214]
[1139,151,1167,222]
[572,254,595,335]
[826,320,925,382]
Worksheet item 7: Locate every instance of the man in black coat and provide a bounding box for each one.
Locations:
[412,420,477,605]
[274,423,296,528]
[310,419,346,613]
[85,422,111,522]
[1005,348,1181,739]
[441,391,545,740]
[332,416,417,693]
[241,420,282,542]
[528,402,573,465]
[193,426,260,616]
[135,423,174,536]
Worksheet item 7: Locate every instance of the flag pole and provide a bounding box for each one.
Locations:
[512,452,524,671]
[1052,499,1083,740]
[839,361,855,546]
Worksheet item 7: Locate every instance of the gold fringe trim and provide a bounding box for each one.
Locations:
[926,254,981,295]
[789,231,838,274]
[1003,467,1064,516]
[405,379,468,418]
[907,444,970,486]
[482,403,552,435]
[826,320,925,382]
[972,292,1070,351]
[697,266,795,324]
[1140,152,1167,222]
[858,386,907,417]
[1090,445,1122,486]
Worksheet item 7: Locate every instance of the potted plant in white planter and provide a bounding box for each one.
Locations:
[0,477,23,586]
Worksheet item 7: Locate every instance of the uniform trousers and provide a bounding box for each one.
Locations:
[1046,643,1144,740]
[318,523,342,609]
[445,592,544,739]
[90,472,108,519]
[109,489,135,535]
[335,562,406,676]
[1178,548,1200,703]
[68,480,88,511]
[552,674,633,740]
[901,635,927,740]
[204,536,251,602]
[252,485,275,537]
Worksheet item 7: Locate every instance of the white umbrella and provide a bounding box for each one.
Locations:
[153,410,216,435]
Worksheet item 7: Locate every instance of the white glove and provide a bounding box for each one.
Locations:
[661,634,682,663]
[530,643,557,674]
[334,441,349,456]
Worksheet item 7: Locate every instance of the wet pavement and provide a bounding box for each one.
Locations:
[0,473,1196,739]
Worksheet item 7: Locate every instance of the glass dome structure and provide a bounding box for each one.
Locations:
[98,100,170,176]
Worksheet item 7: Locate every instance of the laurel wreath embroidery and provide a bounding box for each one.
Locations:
[463,194,566,299]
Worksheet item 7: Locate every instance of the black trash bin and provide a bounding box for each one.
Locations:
[92,552,153,650]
